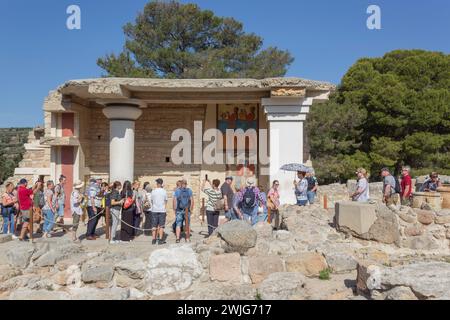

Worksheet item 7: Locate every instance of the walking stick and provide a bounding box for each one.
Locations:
[201,198,205,225]
[29,208,34,242]
[105,206,110,241]
[185,207,190,240]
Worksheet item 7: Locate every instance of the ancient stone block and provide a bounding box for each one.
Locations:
[335,201,377,236]
[416,210,435,225]
[248,255,284,284]
[285,252,328,277]
[209,253,241,284]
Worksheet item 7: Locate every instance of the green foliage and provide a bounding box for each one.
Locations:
[307,50,450,184]
[0,128,30,183]
[97,0,293,79]
[319,268,332,280]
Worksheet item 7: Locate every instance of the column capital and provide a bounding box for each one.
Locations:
[102,105,143,121]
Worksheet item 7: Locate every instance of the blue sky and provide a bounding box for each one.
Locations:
[0,0,448,127]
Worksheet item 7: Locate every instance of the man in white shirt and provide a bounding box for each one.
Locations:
[151,178,168,245]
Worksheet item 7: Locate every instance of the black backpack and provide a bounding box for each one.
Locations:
[394,176,401,194]
[242,187,256,209]
[307,177,316,191]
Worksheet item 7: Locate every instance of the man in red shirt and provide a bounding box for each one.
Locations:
[400,166,413,206]
[17,178,38,241]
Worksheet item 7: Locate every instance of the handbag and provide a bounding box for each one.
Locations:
[213,198,225,211]
[123,196,134,210]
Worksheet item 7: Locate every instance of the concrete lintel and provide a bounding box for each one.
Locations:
[14,167,51,176]
[40,136,80,146]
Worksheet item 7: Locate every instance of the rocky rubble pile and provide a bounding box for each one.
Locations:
[0,203,448,300]
[336,201,450,250]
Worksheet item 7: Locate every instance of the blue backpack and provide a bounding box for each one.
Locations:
[177,188,191,211]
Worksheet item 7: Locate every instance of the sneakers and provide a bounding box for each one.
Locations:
[158,239,166,245]
[151,239,157,245]
[11,235,18,240]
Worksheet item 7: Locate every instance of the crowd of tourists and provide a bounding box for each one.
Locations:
[350,166,443,206]
[0,174,287,244]
[1,166,441,243]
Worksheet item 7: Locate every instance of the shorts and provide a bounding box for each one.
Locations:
[72,214,81,231]
[386,193,400,206]
[175,210,191,228]
[151,212,167,228]
[57,203,65,217]
[21,210,31,223]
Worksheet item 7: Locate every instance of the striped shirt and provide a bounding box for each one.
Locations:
[203,188,223,211]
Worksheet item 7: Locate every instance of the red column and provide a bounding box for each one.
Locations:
[61,113,75,218]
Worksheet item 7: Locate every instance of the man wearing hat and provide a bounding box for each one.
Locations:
[150,178,168,245]
[221,176,236,221]
[70,181,84,242]
[233,177,265,225]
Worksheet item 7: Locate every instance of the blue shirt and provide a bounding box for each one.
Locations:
[174,187,193,211]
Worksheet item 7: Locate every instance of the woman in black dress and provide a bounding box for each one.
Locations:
[120,180,136,242]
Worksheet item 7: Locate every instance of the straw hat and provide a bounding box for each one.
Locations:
[73,181,84,189]
[246,177,256,187]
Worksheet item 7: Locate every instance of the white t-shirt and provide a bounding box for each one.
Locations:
[151,188,168,213]
[355,178,370,202]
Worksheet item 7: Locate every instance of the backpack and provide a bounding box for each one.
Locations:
[242,187,257,209]
[213,197,225,211]
[307,177,316,191]
[393,176,401,194]
[38,192,46,209]
[177,188,191,211]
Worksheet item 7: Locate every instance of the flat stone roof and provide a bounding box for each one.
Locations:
[59,77,335,93]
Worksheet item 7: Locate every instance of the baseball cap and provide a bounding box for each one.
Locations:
[19,178,27,185]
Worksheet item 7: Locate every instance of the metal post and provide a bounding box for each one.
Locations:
[29,208,34,242]
[324,195,328,209]
[201,198,205,225]
[268,206,272,224]
[185,207,190,240]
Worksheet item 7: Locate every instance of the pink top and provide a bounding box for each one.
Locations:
[268,188,280,208]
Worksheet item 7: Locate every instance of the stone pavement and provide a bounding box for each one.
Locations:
[0,217,211,262]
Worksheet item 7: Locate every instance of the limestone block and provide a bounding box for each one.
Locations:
[335,201,377,236]
[248,255,284,284]
[209,253,241,284]
[285,252,328,277]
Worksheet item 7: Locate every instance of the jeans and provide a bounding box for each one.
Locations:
[307,191,316,204]
[86,206,100,237]
[297,199,308,206]
[2,207,15,234]
[225,209,238,221]
[110,208,121,240]
[57,202,65,217]
[143,211,152,236]
[206,210,220,236]
[241,206,258,225]
[43,209,54,233]
[175,209,191,228]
